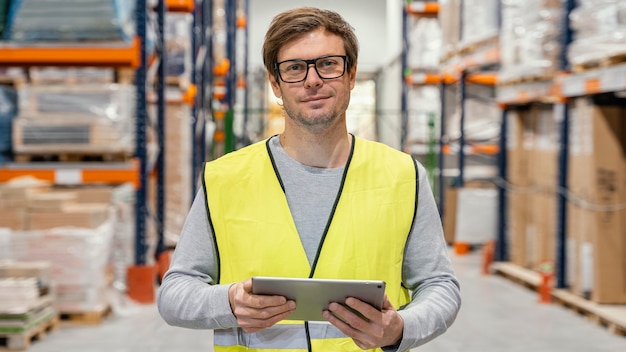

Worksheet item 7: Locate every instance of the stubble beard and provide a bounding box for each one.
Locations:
[283,97,350,134]
[283,103,336,133]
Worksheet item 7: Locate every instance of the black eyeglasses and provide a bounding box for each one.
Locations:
[275,55,348,83]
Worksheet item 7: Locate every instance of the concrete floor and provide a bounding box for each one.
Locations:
[26,250,626,352]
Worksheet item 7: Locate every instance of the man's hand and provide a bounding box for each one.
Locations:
[322,294,403,350]
[228,278,296,333]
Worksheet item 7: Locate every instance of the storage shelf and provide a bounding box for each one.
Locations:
[0,37,140,68]
[496,80,558,105]
[441,44,500,76]
[148,84,196,105]
[556,63,626,98]
[405,72,441,85]
[0,160,139,188]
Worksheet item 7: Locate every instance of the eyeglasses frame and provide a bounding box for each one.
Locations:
[274,55,349,83]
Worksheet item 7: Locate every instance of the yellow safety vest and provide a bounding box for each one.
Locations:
[203,136,417,352]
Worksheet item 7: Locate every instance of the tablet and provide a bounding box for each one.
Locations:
[251,276,386,321]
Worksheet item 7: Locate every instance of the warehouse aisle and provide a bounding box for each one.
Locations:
[27,249,626,352]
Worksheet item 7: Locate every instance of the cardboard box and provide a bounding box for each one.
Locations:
[27,191,77,212]
[0,178,50,209]
[506,108,534,267]
[442,187,458,245]
[72,186,114,204]
[0,209,27,230]
[568,97,626,303]
[27,203,110,230]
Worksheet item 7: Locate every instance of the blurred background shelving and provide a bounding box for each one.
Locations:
[0,0,625,350]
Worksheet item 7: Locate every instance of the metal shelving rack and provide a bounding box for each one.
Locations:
[494,0,576,281]
[192,0,213,191]
[0,0,198,298]
[401,1,442,205]
[438,51,500,223]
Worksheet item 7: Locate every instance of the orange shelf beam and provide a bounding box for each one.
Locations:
[407,2,439,15]
[165,0,195,12]
[0,37,140,68]
[466,73,498,85]
[166,0,194,12]
[0,159,140,189]
[406,73,441,85]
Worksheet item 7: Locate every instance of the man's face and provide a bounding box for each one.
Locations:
[269,29,357,133]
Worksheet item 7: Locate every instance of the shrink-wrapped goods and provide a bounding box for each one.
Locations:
[4,0,135,42]
[499,0,565,83]
[12,84,135,156]
[407,17,442,71]
[568,0,626,68]
[460,0,500,50]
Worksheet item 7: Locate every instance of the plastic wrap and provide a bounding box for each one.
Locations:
[408,17,442,71]
[499,0,565,82]
[406,86,440,146]
[13,84,135,156]
[8,221,114,311]
[28,67,115,85]
[567,0,626,67]
[5,0,135,42]
[454,188,498,244]
[438,0,461,59]
[460,0,500,49]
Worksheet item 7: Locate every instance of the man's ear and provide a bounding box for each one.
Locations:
[349,62,357,90]
[268,73,281,98]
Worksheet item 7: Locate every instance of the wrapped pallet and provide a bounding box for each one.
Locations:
[8,222,114,312]
[499,0,565,83]
[568,0,626,70]
[12,84,135,158]
[4,0,135,42]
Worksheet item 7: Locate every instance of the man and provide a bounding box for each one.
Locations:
[157,7,461,352]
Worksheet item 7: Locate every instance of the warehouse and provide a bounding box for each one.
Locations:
[0,0,625,351]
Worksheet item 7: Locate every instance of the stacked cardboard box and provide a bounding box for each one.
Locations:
[148,102,192,247]
[567,96,626,304]
[506,104,559,269]
[528,104,559,268]
[0,178,50,230]
[506,108,533,267]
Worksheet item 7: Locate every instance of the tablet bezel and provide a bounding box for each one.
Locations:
[251,276,386,321]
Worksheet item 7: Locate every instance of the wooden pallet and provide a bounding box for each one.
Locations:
[59,305,111,326]
[13,151,132,163]
[498,74,554,87]
[457,35,499,56]
[552,290,626,337]
[492,262,626,337]
[0,315,59,351]
[491,261,541,291]
[572,53,626,73]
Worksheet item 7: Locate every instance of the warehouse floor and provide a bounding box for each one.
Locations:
[26,249,626,352]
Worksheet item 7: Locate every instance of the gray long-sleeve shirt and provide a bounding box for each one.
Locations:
[157,136,461,351]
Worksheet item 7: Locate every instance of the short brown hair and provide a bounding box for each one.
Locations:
[263,7,359,80]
